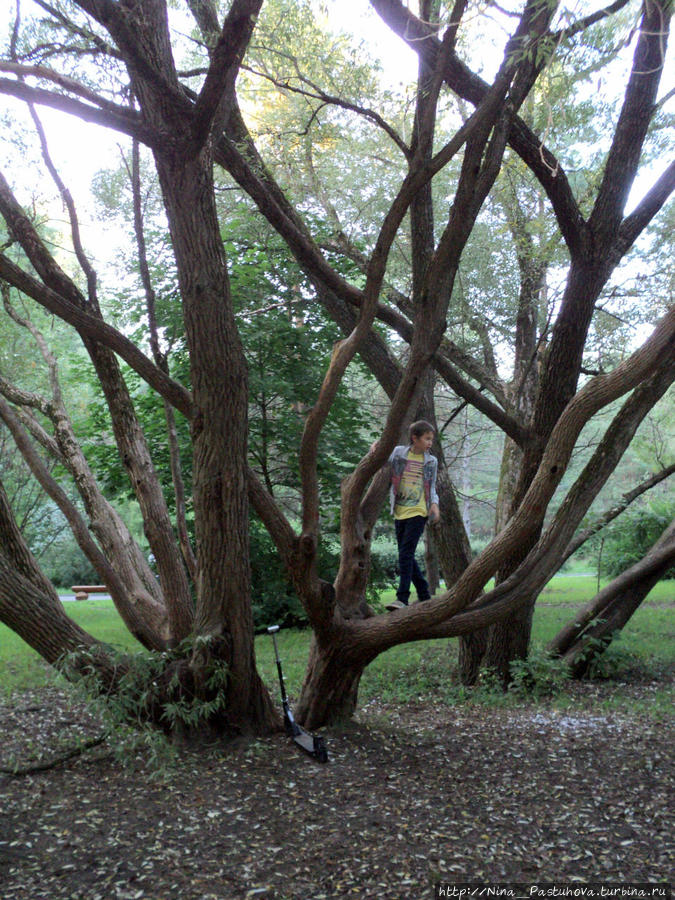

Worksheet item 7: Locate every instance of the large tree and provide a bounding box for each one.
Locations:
[0,0,672,733]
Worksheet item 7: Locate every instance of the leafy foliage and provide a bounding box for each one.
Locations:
[59,635,230,762]
[595,499,675,579]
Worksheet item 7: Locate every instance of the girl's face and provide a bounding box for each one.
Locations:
[411,430,434,454]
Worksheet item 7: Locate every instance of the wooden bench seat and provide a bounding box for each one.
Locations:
[72,585,109,601]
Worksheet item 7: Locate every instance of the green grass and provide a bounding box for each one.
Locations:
[1,577,673,716]
[0,597,144,696]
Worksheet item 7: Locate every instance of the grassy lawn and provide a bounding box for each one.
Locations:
[1,577,672,714]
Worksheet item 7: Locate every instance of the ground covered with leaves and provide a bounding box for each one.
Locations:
[1,679,672,900]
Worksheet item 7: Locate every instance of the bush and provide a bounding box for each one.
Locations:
[38,539,98,589]
[595,499,675,580]
[249,525,403,628]
[369,534,399,586]
[249,518,309,630]
[508,648,571,698]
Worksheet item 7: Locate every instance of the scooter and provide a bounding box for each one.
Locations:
[267,625,328,764]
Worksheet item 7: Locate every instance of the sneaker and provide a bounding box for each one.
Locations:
[385,599,407,611]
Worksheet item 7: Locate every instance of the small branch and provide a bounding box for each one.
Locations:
[0,735,107,776]
[27,102,99,307]
[241,63,411,158]
[247,467,297,571]
[562,463,675,561]
[553,0,633,43]
[32,0,120,58]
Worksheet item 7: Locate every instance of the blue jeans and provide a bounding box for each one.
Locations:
[394,516,430,605]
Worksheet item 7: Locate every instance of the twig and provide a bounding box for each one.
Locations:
[0,735,107,777]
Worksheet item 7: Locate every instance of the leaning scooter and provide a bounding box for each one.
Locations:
[267,625,328,764]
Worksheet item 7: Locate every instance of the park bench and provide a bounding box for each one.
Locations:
[72,585,109,601]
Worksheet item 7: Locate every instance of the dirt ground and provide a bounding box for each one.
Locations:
[0,681,672,900]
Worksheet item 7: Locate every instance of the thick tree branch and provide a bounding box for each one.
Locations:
[589,0,671,237]
[0,62,124,112]
[72,0,187,112]
[370,0,587,254]
[0,77,155,143]
[190,0,262,153]
[129,140,196,580]
[616,158,675,257]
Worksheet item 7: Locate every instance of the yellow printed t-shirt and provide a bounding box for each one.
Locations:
[393,451,428,520]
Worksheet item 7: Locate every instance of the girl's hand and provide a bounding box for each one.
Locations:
[429,503,440,524]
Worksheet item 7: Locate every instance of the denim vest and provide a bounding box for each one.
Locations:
[388,445,439,516]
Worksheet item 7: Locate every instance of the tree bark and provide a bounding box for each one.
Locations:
[295,632,373,730]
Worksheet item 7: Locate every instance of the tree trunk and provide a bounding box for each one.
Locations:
[0,395,169,650]
[0,478,109,672]
[295,633,369,730]
[155,149,277,733]
[424,529,440,595]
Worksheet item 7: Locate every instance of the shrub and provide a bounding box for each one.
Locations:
[508,647,571,698]
[595,499,675,580]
